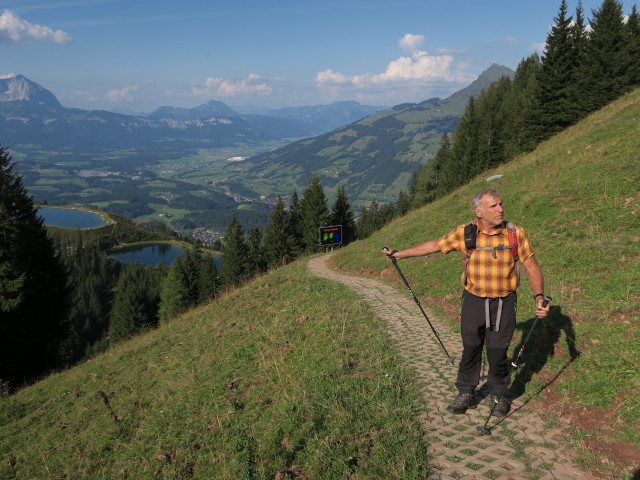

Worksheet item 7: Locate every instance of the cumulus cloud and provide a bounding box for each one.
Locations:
[0,9,72,45]
[315,33,472,100]
[106,84,140,102]
[190,74,272,98]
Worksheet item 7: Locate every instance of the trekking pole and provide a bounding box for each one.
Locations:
[477,295,552,436]
[382,247,455,364]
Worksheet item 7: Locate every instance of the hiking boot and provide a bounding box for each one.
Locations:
[489,394,510,417]
[446,392,478,414]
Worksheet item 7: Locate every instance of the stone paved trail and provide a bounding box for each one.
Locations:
[308,254,600,480]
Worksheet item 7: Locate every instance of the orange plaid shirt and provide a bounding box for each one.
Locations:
[437,221,535,298]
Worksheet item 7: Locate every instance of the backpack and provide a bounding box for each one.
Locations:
[462,220,519,286]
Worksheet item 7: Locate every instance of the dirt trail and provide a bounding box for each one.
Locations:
[308,254,599,480]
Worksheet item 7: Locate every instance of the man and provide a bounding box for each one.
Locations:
[382,189,550,416]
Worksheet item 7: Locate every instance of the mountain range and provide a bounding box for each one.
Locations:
[0,75,385,151]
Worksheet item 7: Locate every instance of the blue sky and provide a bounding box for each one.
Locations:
[0,0,615,112]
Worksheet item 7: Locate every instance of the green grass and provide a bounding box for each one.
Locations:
[0,262,430,479]
[331,89,640,464]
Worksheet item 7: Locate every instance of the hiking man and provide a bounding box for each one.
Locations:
[382,189,550,416]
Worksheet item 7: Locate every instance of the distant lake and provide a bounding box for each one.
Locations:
[38,207,107,229]
[110,243,221,268]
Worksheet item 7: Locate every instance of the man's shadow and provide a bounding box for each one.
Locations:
[508,305,581,400]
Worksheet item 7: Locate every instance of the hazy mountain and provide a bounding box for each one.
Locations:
[267,101,387,134]
[0,75,311,151]
[238,64,515,203]
[148,100,241,120]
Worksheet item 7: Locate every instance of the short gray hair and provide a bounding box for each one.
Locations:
[472,189,500,210]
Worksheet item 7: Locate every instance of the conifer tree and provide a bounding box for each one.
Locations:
[197,254,219,304]
[261,197,291,268]
[219,217,248,288]
[534,0,583,140]
[300,176,329,252]
[582,0,629,111]
[158,249,200,323]
[624,4,640,87]
[329,184,356,245]
[410,133,450,208]
[110,263,160,344]
[246,227,266,275]
[437,97,480,196]
[504,54,542,156]
[288,190,303,257]
[0,146,72,385]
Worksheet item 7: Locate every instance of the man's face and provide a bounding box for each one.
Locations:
[475,194,504,228]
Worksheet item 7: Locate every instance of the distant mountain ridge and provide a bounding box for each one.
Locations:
[237,63,515,203]
[0,75,388,150]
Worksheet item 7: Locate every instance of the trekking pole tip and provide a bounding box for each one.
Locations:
[446,356,455,364]
[476,425,492,436]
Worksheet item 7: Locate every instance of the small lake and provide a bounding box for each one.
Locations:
[38,207,107,229]
[110,243,221,268]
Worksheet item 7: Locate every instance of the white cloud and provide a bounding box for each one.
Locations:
[0,9,72,45]
[398,33,425,53]
[106,84,140,102]
[190,74,272,98]
[315,34,473,99]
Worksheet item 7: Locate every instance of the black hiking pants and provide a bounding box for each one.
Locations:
[455,289,517,395]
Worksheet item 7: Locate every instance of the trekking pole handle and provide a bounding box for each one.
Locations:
[540,295,552,308]
[382,246,397,263]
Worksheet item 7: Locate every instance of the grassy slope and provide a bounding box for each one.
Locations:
[332,88,640,462]
[0,262,430,479]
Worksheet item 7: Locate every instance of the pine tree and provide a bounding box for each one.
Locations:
[329,184,356,245]
[583,0,629,111]
[624,4,640,87]
[261,197,291,268]
[288,190,303,257]
[410,133,450,208]
[504,54,542,156]
[110,264,160,344]
[158,249,200,323]
[534,0,584,141]
[300,176,329,253]
[198,254,219,304]
[0,146,72,385]
[219,217,248,288]
[246,227,266,275]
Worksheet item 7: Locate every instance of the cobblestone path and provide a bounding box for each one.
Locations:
[308,254,599,480]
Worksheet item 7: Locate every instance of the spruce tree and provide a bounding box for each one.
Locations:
[624,4,640,87]
[534,0,583,141]
[410,133,450,208]
[583,0,629,111]
[261,197,291,268]
[246,227,266,275]
[300,176,329,252]
[329,184,356,245]
[158,249,200,323]
[198,254,219,304]
[110,263,160,344]
[0,146,72,385]
[288,190,303,257]
[219,217,248,288]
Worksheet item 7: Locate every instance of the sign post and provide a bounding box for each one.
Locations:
[319,225,342,252]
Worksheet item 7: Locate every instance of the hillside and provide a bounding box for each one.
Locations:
[1,87,639,478]
[331,87,640,472]
[236,63,514,204]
